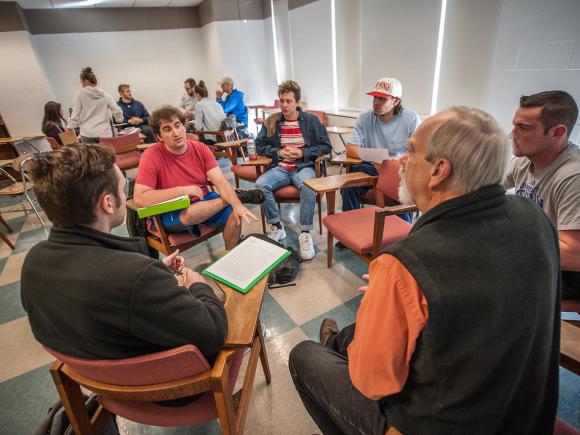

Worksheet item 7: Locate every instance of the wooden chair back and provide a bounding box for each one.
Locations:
[59,130,79,146]
[99,132,140,154]
[45,345,251,434]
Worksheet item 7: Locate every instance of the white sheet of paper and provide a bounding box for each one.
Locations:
[204,237,289,290]
[357,147,391,163]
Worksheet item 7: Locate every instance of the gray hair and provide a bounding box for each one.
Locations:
[426,106,510,195]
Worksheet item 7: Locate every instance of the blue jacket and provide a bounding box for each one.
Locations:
[117,99,150,125]
[256,108,332,171]
[217,89,247,126]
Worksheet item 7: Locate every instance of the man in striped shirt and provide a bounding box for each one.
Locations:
[255,80,332,260]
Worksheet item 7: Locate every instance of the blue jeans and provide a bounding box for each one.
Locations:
[255,166,316,231]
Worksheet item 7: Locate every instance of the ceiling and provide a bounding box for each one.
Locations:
[1,0,204,8]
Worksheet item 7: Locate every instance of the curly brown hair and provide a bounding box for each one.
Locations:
[149,105,185,137]
[29,144,120,228]
[278,80,301,102]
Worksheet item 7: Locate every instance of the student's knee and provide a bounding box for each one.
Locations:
[289,340,319,380]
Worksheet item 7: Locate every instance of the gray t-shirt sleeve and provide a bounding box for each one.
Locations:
[503,158,517,190]
[554,174,580,230]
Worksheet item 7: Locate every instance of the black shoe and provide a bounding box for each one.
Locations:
[236,188,265,204]
[319,318,339,347]
[335,241,347,251]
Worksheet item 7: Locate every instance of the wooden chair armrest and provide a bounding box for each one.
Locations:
[210,349,237,381]
[57,362,213,402]
[375,204,418,217]
[303,172,375,194]
[241,156,272,166]
[213,139,249,148]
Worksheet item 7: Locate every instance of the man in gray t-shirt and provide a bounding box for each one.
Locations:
[504,90,580,299]
[340,77,420,213]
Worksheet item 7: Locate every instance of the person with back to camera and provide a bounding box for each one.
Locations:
[41,101,68,147]
[68,67,123,144]
[194,80,226,144]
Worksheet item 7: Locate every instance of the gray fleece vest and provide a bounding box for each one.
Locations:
[382,184,560,435]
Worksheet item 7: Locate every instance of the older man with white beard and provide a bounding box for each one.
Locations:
[288,107,561,435]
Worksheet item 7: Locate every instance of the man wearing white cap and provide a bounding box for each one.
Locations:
[216,76,248,127]
[340,77,421,213]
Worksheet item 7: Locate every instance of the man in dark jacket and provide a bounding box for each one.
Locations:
[289,107,560,434]
[21,144,227,363]
[255,80,332,260]
[117,84,156,143]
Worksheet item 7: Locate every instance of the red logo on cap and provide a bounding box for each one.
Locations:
[376,80,393,92]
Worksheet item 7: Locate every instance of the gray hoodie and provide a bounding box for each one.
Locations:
[68,86,123,138]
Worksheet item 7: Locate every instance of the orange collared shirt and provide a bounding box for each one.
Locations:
[347,254,429,400]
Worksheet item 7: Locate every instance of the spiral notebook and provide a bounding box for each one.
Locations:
[203,236,291,294]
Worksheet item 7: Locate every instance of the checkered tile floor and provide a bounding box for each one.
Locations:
[0,161,578,434]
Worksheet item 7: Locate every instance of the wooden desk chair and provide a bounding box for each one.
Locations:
[46,325,270,435]
[126,198,223,256]
[99,133,141,173]
[305,110,328,127]
[321,159,415,267]
[194,129,239,161]
[0,154,47,230]
[254,100,280,133]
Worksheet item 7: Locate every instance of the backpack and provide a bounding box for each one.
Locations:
[34,394,119,435]
[240,233,301,287]
[126,178,159,259]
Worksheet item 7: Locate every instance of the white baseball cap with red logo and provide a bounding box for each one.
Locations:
[366,77,403,99]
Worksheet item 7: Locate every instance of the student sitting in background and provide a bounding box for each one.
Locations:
[178,77,197,121]
[41,101,68,147]
[194,80,226,144]
[116,84,156,143]
[216,76,248,128]
[340,77,421,213]
[68,67,123,144]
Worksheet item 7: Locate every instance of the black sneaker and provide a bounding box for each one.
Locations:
[236,188,265,204]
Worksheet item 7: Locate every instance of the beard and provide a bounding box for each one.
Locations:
[397,165,414,205]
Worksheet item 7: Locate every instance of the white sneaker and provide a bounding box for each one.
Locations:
[267,223,286,242]
[299,232,315,260]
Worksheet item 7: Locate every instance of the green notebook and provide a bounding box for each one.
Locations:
[136,195,190,218]
[203,236,291,294]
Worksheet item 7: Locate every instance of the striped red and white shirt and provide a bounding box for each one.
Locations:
[279,119,304,170]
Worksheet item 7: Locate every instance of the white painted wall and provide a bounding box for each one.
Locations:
[360,0,441,117]
[0,31,55,137]
[31,28,208,117]
[335,0,361,110]
[288,0,334,110]
[486,0,580,143]
[437,0,502,111]
[213,19,277,105]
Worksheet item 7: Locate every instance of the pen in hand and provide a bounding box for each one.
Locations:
[167,264,183,276]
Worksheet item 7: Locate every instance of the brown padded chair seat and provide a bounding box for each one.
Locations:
[231,165,260,182]
[149,224,218,246]
[323,207,412,255]
[115,151,141,170]
[274,185,300,199]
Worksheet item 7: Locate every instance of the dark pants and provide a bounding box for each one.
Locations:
[340,163,377,211]
[340,162,413,223]
[288,323,388,435]
[562,270,580,300]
